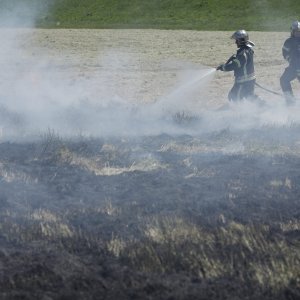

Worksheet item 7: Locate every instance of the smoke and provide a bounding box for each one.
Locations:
[1,35,300,141]
[0,30,216,139]
[0,0,50,28]
[0,5,300,140]
[0,50,219,139]
[201,99,295,132]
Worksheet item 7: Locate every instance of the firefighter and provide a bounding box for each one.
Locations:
[217,30,258,102]
[280,21,300,105]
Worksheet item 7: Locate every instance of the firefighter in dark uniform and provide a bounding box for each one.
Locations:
[280,21,300,105]
[217,30,257,102]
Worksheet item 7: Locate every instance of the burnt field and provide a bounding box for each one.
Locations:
[0,126,300,300]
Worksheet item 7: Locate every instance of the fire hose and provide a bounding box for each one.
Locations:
[255,82,283,96]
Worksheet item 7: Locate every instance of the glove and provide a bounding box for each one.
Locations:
[216,64,224,71]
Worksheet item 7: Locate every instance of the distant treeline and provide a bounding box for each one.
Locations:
[1,0,300,30]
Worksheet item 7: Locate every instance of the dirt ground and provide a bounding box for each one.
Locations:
[7,29,291,106]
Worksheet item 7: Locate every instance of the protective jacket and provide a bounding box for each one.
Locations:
[280,36,300,104]
[282,37,300,70]
[220,45,256,83]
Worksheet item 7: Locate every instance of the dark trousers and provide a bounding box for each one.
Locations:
[280,67,300,96]
[228,80,255,102]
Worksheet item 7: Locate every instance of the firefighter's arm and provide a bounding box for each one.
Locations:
[217,55,236,71]
[217,55,242,72]
[282,40,291,62]
[216,64,224,70]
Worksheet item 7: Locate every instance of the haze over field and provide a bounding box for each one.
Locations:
[0,0,300,140]
[0,2,299,300]
[0,25,299,140]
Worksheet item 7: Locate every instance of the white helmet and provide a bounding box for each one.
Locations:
[291,21,300,37]
[231,30,255,47]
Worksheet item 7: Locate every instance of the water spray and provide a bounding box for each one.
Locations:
[149,67,216,126]
[166,68,216,100]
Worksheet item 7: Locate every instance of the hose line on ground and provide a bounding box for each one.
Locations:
[255,82,283,96]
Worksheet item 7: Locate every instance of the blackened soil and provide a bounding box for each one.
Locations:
[0,129,299,300]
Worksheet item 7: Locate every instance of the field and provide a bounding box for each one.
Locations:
[0,29,299,300]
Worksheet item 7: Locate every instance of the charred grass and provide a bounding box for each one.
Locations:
[0,128,299,299]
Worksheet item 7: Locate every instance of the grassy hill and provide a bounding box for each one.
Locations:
[1,0,300,30]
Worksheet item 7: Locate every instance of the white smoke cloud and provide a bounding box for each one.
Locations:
[0,0,48,28]
[1,37,300,141]
[0,6,300,141]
